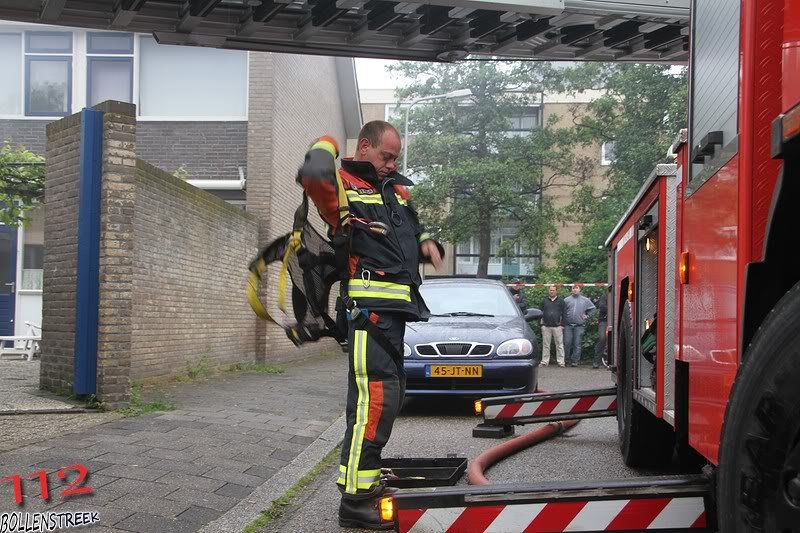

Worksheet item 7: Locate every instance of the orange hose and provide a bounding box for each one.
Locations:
[468,419,579,485]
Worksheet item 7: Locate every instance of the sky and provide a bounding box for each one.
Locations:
[355,58,407,90]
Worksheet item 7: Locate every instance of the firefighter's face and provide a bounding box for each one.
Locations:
[359,131,401,179]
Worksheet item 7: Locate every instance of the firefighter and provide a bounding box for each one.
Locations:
[298,121,443,529]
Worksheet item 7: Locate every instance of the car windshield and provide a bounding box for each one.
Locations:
[420,284,519,317]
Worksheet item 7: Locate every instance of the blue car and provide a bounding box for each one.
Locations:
[403,278,542,397]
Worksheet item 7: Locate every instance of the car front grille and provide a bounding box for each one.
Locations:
[414,342,494,357]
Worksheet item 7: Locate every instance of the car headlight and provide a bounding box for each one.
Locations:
[497,338,533,356]
[403,343,412,357]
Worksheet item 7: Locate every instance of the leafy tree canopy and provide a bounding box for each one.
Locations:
[0,142,44,226]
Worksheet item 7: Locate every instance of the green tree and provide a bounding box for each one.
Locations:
[0,142,45,226]
[536,63,688,281]
[390,61,593,278]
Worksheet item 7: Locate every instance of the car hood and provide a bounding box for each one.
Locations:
[404,316,528,346]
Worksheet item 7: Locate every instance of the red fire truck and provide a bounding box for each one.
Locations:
[391,1,800,531]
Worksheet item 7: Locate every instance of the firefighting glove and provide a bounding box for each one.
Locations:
[297,135,339,184]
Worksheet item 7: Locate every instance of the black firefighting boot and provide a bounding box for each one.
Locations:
[338,484,397,530]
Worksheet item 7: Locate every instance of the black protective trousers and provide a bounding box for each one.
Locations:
[337,312,406,496]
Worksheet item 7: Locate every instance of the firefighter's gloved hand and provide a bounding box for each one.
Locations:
[297,135,339,183]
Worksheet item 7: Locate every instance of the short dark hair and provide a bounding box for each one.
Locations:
[358,120,399,147]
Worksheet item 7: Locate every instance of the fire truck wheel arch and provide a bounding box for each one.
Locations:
[717,279,800,532]
[617,300,675,468]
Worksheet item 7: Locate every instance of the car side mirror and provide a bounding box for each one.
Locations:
[525,308,543,321]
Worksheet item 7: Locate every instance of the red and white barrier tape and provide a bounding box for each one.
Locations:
[485,394,617,420]
[506,283,609,287]
[399,496,707,532]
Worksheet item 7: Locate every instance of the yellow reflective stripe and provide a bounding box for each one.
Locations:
[336,169,349,221]
[395,194,408,205]
[419,232,431,243]
[345,330,369,494]
[311,140,337,158]
[346,190,383,204]
[348,290,412,302]
[348,279,410,292]
[337,468,380,489]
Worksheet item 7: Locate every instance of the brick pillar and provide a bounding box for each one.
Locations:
[94,101,136,408]
[41,114,83,394]
[246,52,275,362]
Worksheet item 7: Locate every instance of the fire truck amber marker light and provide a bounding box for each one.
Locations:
[474,400,483,416]
[380,496,394,522]
[680,252,690,284]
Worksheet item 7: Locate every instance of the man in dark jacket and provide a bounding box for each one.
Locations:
[539,284,566,367]
[299,121,443,530]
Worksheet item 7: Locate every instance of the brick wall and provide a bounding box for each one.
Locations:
[39,114,82,394]
[131,159,258,381]
[137,122,247,180]
[0,120,47,154]
[94,101,138,406]
[41,103,259,403]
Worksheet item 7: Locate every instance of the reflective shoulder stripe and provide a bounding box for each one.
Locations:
[394,193,408,205]
[346,190,383,204]
[419,232,431,243]
[311,139,337,158]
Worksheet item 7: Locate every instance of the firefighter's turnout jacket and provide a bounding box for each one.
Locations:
[299,138,441,321]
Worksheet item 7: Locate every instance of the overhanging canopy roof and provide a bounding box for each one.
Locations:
[0,0,689,62]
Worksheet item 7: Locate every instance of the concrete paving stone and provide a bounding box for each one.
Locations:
[141,447,204,462]
[155,472,225,492]
[112,512,193,533]
[47,501,135,527]
[276,419,312,430]
[164,426,213,438]
[193,456,255,473]
[147,438,197,451]
[176,505,223,528]
[270,449,299,462]
[153,414,201,422]
[102,478,177,498]
[213,483,253,499]
[288,435,316,446]
[243,426,284,437]
[85,473,121,489]
[183,444,240,460]
[163,488,240,513]
[147,459,214,476]
[232,453,288,470]
[243,465,277,479]
[91,453,158,468]
[268,440,307,454]
[87,443,151,456]
[30,458,112,474]
[283,427,320,438]
[220,442,270,457]
[184,434,234,448]
[201,467,265,488]
[108,494,192,518]
[61,485,127,506]
[94,465,166,482]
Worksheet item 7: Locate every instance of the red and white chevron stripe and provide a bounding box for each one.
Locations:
[505,283,609,288]
[484,394,617,420]
[398,496,707,532]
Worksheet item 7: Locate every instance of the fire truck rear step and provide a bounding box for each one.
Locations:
[480,387,618,426]
[393,474,714,532]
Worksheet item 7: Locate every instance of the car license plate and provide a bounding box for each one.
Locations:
[426,365,483,378]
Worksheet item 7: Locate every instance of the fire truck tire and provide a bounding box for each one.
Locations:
[617,300,675,467]
[717,280,800,532]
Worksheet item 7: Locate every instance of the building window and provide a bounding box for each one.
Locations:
[601,142,616,166]
[139,37,247,119]
[22,243,43,291]
[25,31,72,117]
[87,32,133,107]
[0,33,22,115]
[508,108,539,131]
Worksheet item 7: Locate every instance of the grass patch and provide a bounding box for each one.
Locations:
[225,361,284,374]
[243,445,341,533]
[116,383,175,418]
